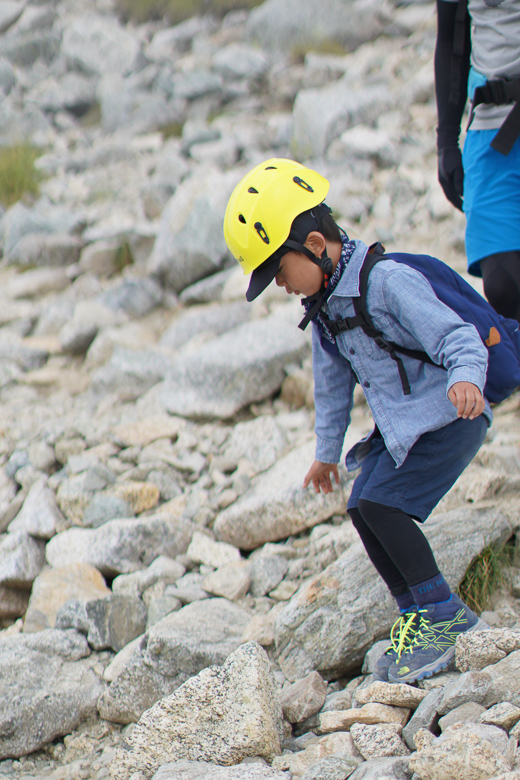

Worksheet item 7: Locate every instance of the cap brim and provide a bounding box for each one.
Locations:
[246,254,281,302]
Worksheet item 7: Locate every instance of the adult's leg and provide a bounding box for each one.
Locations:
[481,250,520,322]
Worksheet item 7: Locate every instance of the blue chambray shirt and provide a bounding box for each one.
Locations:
[313,240,492,469]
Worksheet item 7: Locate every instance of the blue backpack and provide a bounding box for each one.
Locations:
[319,243,520,404]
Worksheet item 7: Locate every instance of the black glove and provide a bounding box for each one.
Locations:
[438,145,464,212]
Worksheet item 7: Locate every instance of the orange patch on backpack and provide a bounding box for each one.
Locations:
[485,327,501,347]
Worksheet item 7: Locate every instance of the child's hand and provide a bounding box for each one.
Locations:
[448,381,486,419]
[303,460,340,494]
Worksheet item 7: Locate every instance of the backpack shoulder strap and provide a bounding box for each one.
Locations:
[324,243,441,395]
[353,242,386,332]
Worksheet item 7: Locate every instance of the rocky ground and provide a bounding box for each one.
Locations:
[2,0,520,779]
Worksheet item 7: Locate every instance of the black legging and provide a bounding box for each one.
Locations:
[481,250,520,323]
[349,499,440,598]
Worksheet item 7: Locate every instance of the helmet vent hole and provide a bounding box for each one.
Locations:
[265,166,276,170]
[293,176,314,193]
[238,214,246,224]
[248,187,258,194]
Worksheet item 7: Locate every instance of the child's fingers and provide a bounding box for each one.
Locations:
[304,461,339,493]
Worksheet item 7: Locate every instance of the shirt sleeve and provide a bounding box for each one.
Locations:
[435,0,471,148]
[311,324,356,464]
[377,266,489,397]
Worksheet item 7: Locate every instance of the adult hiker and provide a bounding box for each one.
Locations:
[435,0,520,321]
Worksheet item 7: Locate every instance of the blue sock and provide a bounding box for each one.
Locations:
[394,591,415,612]
[410,574,451,607]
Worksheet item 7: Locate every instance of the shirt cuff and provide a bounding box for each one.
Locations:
[446,367,486,397]
[315,436,343,464]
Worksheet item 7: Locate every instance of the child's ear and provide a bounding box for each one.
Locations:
[304,231,326,256]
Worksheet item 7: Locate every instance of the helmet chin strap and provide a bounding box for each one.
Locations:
[297,248,334,331]
[278,239,334,331]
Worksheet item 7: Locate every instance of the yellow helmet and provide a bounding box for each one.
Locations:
[223,158,330,276]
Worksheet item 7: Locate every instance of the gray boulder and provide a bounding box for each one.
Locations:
[274,506,512,681]
[0,530,46,588]
[212,43,270,81]
[3,232,84,268]
[45,513,195,577]
[97,72,182,134]
[61,15,142,76]
[158,308,309,419]
[0,2,24,35]
[55,594,147,651]
[0,629,104,759]
[97,277,164,319]
[100,599,250,724]
[408,722,513,780]
[91,347,175,401]
[143,598,251,678]
[148,167,241,293]
[246,0,390,52]
[348,757,413,780]
[0,58,15,93]
[437,649,520,714]
[25,72,97,116]
[159,301,250,352]
[98,637,182,724]
[292,81,393,159]
[151,762,291,780]
[8,478,65,539]
[214,440,351,550]
[0,30,60,67]
[110,642,283,779]
[0,202,81,259]
[216,416,287,475]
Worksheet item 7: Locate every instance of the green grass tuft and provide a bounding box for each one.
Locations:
[457,541,515,614]
[0,144,42,207]
[114,240,135,274]
[116,0,263,24]
[160,120,185,139]
[290,40,347,64]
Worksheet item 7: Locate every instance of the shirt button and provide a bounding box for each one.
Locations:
[349,347,356,355]
[364,380,371,388]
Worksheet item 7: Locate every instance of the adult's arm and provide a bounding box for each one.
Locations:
[435,0,471,210]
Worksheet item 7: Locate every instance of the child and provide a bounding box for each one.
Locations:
[223,157,489,684]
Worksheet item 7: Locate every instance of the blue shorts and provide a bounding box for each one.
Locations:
[463,129,520,275]
[347,416,488,522]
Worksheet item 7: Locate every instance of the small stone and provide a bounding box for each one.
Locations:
[201,562,250,601]
[438,702,487,731]
[242,614,276,647]
[111,481,160,514]
[280,672,328,724]
[355,680,427,709]
[479,702,520,731]
[320,703,410,733]
[349,722,410,760]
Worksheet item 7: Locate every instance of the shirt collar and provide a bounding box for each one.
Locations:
[329,239,369,298]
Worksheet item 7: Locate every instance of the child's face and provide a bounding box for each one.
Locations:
[275,252,323,297]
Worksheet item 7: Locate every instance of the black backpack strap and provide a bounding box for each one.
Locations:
[470,77,520,155]
[326,243,439,396]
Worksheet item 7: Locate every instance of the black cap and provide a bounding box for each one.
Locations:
[246,251,284,302]
[245,207,326,302]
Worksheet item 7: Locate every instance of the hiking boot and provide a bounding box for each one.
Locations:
[388,594,489,684]
[374,608,420,682]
